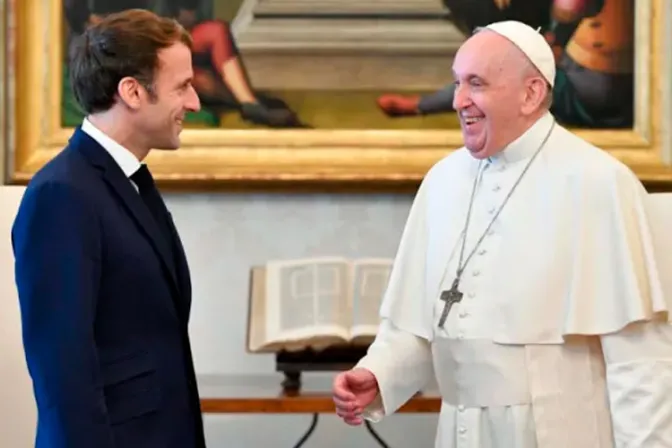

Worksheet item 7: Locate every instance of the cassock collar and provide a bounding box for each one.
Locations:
[487,111,554,166]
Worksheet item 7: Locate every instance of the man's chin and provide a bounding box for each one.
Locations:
[465,142,489,159]
[153,140,180,151]
[468,150,489,160]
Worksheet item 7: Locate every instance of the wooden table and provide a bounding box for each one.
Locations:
[198,374,441,448]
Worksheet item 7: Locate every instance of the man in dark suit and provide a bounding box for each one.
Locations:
[11,9,205,448]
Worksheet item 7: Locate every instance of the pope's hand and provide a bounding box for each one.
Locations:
[332,368,379,425]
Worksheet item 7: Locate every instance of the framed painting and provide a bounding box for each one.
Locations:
[3,0,672,190]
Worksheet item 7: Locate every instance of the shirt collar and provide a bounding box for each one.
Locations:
[81,118,141,178]
[487,111,555,166]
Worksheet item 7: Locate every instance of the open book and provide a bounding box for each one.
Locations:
[246,256,393,353]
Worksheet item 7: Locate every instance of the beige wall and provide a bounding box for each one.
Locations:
[0,186,37,448]
[163,192,436,447]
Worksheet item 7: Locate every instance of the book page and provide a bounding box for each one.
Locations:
[264,257,351,346]
[349,258,393,341]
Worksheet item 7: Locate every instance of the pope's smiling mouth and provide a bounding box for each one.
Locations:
[464,117,483,125]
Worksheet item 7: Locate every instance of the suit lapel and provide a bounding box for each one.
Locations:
[104,169,181,293]
[71,129,183,311]
[165,213,192,317]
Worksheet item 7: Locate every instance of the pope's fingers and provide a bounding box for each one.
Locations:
[335,406,357,419]
[332,374,356,402]
[343,415,363,426]
[333,403,361,420]
[332,388,355,402]
[335,406,363,424]
[332,396,358,411]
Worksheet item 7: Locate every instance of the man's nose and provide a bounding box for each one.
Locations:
[187,87,201,112]
[452,84,471,111]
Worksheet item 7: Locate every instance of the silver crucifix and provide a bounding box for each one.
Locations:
[438,278,463,328]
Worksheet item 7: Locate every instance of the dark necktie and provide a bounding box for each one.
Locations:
[130,164,174,248]
[130,165,185,309]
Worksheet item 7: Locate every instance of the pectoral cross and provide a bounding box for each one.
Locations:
[438,278,463,328]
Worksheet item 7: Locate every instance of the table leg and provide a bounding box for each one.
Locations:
[365,420,390,448]
[292,413,319,448]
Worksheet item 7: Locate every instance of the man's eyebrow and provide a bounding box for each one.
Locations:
[177,77,192,87]
[467,74,487,84]
[452,72,488,83]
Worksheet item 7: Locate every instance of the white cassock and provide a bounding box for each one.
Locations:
[356,111,672,447]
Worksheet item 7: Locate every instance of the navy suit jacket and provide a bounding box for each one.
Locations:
[12,128,206,448]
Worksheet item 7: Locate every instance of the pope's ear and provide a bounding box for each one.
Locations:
[521,77,547,115]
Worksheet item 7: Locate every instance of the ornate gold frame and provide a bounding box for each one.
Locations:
[4,0,672,191]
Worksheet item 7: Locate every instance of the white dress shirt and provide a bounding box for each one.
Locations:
[81,118,142,191]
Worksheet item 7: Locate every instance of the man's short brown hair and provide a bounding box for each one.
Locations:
[68,8,192,114]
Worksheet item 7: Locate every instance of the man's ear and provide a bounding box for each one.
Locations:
[521,77,547,115]
[117,77,142,110]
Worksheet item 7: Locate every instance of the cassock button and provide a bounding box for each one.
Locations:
[459,311,468,318]
[488,207,495,214]
[478,249,486,255]
[458,405,465,412]
[493,185,501,191]
[468,292,475,298]
[459,426,467,434]
[472,270,480,276]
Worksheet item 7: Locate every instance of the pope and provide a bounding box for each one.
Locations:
[332,20,672,447]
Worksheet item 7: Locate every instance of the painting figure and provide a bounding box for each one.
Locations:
[59,0,635,131]
[377,0,634,129]
[62,0,307,128]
